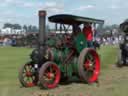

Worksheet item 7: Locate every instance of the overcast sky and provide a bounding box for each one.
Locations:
[0,0,128,28]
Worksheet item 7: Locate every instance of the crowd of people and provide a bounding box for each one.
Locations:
[0,34,37,47]
[0,35,122,47]
[95,35,122,46]
[0,30,123,47]
[0,36,16,46]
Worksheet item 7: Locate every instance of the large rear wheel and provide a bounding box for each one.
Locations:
[39,61,61,89]
[18,62,38,87]
[78,48,100,83]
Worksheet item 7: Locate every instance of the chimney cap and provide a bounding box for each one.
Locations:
[39,10,46,16]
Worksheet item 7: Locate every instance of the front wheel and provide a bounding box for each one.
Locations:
[18,62,38,87]
[39,61,61,89]
[78,48,100,83]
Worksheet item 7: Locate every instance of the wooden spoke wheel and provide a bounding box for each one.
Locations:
[78,48,100,83]
[39,61,61,89]
[18,62,38,87]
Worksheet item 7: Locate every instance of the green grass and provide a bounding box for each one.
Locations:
[0,47,33,96]
[99,45,118,69]
[0,46,128,96]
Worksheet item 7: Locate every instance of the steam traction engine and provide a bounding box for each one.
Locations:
[117,20,128,67]
[18,10,104,89]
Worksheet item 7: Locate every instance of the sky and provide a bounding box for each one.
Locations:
[0,0,128,28]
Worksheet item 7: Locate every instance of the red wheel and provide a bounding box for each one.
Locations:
[78,48,100,83]
[39,61,61,89]
[18,62,38,87]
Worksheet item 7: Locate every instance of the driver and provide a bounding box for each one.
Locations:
[83,23,94,48]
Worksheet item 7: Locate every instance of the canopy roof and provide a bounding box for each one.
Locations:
[120,20,128,33]
[48,14,104,25]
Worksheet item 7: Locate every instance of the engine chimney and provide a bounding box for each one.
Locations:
[38,10,46,60]
[39,10,46,45]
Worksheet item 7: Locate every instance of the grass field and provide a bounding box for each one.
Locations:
[0,46,128,96]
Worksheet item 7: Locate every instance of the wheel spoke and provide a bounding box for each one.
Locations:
[24,66,28,72]
[31,76,35,82]
[50,65,54,73]
[53,70,57,75]
[88,54,93,61]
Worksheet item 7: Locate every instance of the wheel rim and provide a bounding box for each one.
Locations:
[84,50,100,83]
[43,64,60,88]
[21,64,37,87]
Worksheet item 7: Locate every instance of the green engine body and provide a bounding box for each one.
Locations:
[44,32,88,78]
[74,32,87,53]
[51,48,77,77]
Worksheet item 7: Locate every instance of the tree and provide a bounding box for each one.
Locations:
[3,23,22,30]
[3,23,38,33]
[3,23,13,28]
[13,24,21,29]
[99,24,120,37]
[27,25,38,33]
[31,26,38,32]
[23,25,28,32]
[28,25,33,32]
[46,25,50,32]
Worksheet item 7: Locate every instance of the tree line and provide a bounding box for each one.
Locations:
[2,23,120,36]
[3,23,38,33]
